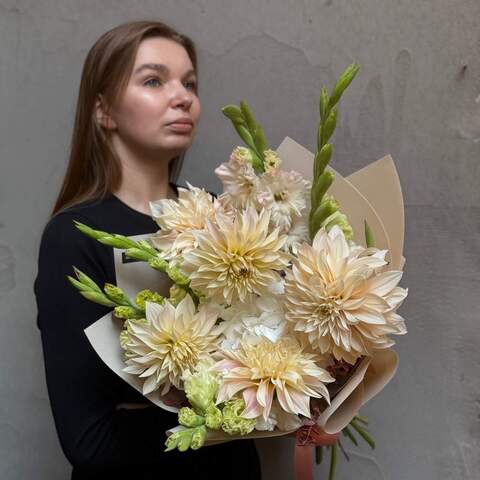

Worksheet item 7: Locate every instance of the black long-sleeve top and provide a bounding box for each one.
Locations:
[34,185,261,480]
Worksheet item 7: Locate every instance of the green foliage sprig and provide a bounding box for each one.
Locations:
[315,414,376,480]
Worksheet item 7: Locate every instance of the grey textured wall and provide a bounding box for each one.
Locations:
[2,1,479,479]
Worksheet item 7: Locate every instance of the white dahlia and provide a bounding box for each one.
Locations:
[123,295,223,395]
[284,225,408,364]
[215,336,334,420]
[180,208,291,305]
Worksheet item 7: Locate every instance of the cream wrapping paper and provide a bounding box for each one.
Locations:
[84,135,405,443]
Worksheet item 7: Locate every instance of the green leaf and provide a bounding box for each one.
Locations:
[342,425,358,446]
[354,414,369,426]
[364,220,375,248]
[350,420,376,449]
[328,63,360,110]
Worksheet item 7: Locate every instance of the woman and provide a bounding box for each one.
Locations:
[34,20,261,480]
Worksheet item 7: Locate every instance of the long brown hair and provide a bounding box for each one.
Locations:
[50,20,198,218]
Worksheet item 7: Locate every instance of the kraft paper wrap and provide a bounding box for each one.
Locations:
[84,136,405,443]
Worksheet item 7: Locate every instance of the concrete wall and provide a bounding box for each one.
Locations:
[2,1,479,478]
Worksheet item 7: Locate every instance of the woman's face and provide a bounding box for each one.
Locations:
[106,37,201,156]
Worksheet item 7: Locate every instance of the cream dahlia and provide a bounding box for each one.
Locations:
[215,336,334,420]
[123,295,223,395]
[284,225,408,364]
[180,208,291,305]
[149,183,216,258]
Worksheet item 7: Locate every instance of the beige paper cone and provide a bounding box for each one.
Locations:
[346,155,405,270]
[317,349,398,434]
[84,141,405,444]
[275,137,392,257]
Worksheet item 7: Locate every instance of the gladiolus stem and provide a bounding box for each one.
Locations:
[328,444,337,480]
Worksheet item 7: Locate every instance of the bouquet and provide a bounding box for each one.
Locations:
[69,64,408,479]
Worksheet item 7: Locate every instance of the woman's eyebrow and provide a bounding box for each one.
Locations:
[134,63,196,79]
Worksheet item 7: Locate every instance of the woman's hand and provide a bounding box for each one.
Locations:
[291,426,340,446]
[161,387,188,408]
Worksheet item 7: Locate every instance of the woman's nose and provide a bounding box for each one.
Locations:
[171,83,193,109]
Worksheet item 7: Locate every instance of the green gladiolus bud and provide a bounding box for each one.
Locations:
[167,266,190,287]
[135,289,164,310]
[125,248,152,262]
[190,425,207,450]
[80,291,116,307]
[104,283,130,305]
[73,267,102,293]
[328,63,360,110]
[178,407,205,428]
[319,87,329,123]
[322,107,337,145]
[73,220,109,240]
[148,256,169,272]
[205,404,223,430]
[97,235,136,249]
[67,275,90,293]
[254,125,268,155]
[233,123,255,150]
[137,239,159,256]
[221,105,243,122]
[114,306,143,320]
[240,100,256,133]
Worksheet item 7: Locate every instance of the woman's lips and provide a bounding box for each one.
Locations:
[166,122,193,133]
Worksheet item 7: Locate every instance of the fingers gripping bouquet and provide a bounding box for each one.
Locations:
[69,64,408,477]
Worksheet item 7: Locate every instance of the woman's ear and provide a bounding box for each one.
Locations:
[95,95,117,130]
